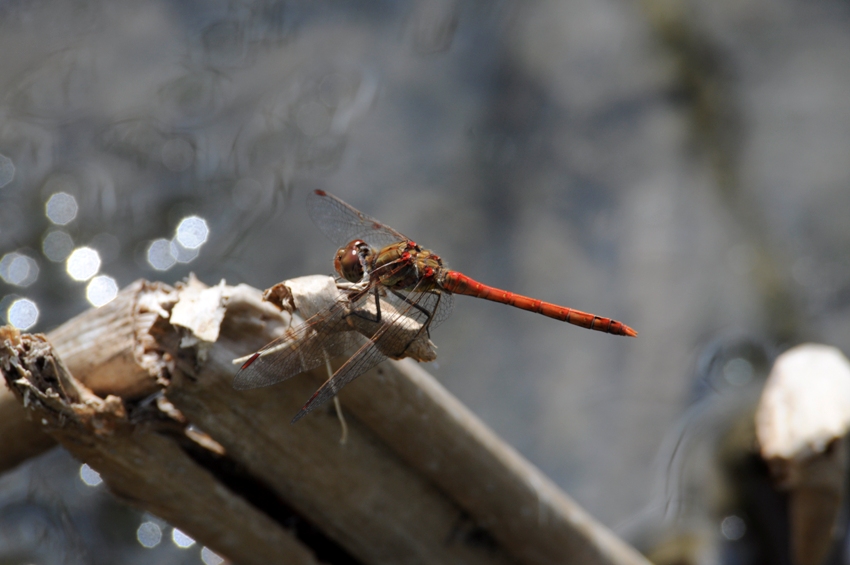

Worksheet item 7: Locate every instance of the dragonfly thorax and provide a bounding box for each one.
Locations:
[335,239,374,283]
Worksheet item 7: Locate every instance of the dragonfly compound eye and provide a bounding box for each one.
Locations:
[335,240,367,283]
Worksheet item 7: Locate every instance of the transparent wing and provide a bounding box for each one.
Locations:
[291,337,389,423]
[427,289,454,329]
[385,286,454,331]
[232,299,363,390]
[290,285,453,422]
[307,190,411,249]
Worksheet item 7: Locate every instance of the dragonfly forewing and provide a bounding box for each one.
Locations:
[291,338,390,423]
[290,284,448,421]
[232,300,363,390]
[307,190,410,249]
[345,290,438,362]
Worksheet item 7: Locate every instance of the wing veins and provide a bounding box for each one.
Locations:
[233,299,361,390]
[291,281,440,422]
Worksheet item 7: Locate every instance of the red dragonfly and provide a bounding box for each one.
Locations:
[234,190,636,422]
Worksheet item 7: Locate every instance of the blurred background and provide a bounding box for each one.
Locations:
[1,0,849,563]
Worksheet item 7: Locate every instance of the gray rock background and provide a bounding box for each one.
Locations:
[1,0,849,562]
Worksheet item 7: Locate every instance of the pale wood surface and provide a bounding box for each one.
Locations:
[0,277,650,565]
[755,343,850,565]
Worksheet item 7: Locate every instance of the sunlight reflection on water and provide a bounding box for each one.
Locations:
[45,192,78,225]
[79,463,103,487]
[0,252,39,287]
[201,546,225,565]
[136,521,162,548]
[171,239,200,264]
[147,238,177,271]
[171,528,195,549]
[86,275,118,307]
[147,216,210,270]
[66,247,101,281]
[7,298,39,329]
[720,515,746,541]
[42,231,74,262]
[175,216,209,249]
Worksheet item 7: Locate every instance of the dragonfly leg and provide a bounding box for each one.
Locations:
[336,280,358,291]
[390,289,437,340]
[345,286,383,324]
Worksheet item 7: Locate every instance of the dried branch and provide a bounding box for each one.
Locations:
[0,325,318,565]
[0,279,163,472]
[0,276,650,565]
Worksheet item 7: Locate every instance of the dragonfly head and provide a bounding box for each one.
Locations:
[335,239,373,283]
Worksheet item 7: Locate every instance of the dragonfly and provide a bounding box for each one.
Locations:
[234,190,637,422]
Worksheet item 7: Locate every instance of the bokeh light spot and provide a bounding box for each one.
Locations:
[43,231,75,262]
[721,515,746,540]
[79,463,103,487]
[0,154,15,188]
[7,298,39,330]
[147,239,176,271]
[86,275,118,307]
[201,547,224,565]
[175,216,209,249]
[0,252,39,287]
[66,247,101,281]
[45,192,79,225]
[136,521,162,548]
[172,528,196,549]
[171,239,199,264]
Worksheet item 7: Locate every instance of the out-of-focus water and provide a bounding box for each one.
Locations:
[2,0,850,562]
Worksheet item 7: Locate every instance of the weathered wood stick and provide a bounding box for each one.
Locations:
[0,276,650,565]
[0,280,164,472]
[0,325,319,565]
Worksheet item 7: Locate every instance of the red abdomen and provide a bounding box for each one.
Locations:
[439,271,637,337]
